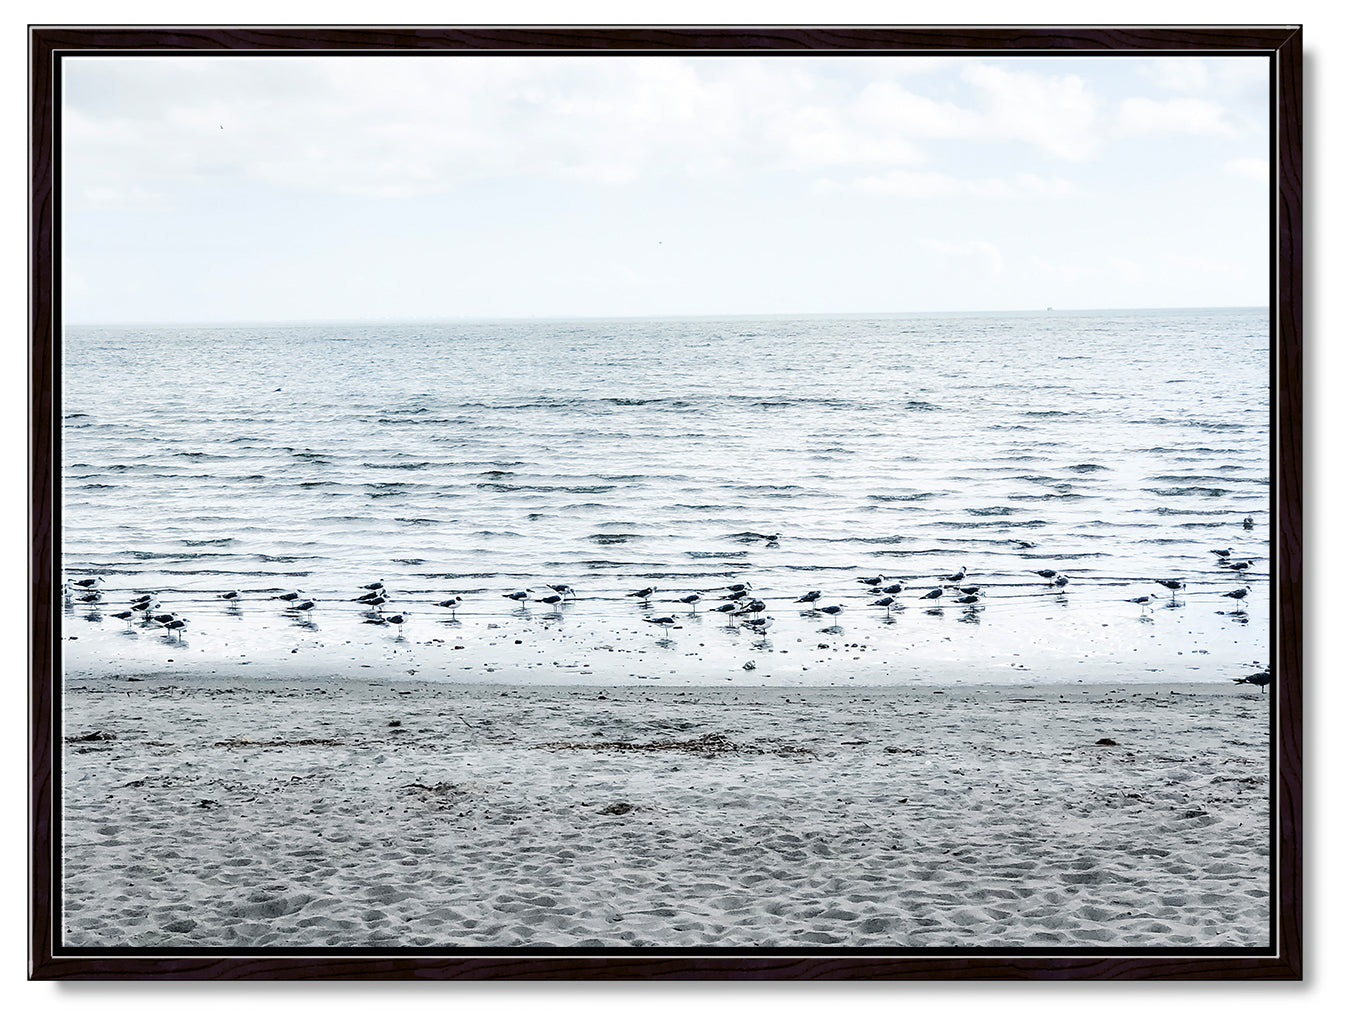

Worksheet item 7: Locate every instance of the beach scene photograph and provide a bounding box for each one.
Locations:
[51,44,1278,960]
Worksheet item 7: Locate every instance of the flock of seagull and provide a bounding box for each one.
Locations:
[62,539,1264,643]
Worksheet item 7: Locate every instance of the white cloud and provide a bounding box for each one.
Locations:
[1139,58,1210,93]
[922,239,1004,278]
[1225,157,1269,183]
[960,63,1102,161]
[834,170,1076,199]
[1117,97,1241,137]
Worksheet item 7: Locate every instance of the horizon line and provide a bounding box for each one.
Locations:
[64,304,1270,329]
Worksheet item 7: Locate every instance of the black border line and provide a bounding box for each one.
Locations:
[30,24,1303,981]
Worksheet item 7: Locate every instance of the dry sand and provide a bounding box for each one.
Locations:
[58,672,1271,950]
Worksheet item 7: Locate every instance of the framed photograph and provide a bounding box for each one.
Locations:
[29,24,1302,980]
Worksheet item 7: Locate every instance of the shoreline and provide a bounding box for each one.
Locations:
[59,671,1272,950]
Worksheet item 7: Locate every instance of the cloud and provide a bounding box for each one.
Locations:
[1139,58,1210,93]
[1117,97,1241,137]
[921,239,1004,278]
[823,170,1076,200]
[1225,157,1269,183]
[960,63,1103,161]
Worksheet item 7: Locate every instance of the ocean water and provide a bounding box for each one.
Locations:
[59,309,1272,685]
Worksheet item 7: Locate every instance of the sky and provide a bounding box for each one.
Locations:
[59,51,1272,323]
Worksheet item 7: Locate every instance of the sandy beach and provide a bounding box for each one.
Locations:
[59,670,1271,950]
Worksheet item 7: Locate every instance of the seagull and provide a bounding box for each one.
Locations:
[360,581,384,592]
[644,615,679,636]
[503,590,531,608]
[162,617,188,638]
[744,615,774,634]
[857,575,884,587]
[626,586,655,600]
[735,598,767,616]
[794,590,822,607]
[678,594,702,613]
[71,577,103,589]
[958,585,982,596]
[386,612,411,628]
[1011,540,1035,549]
[291,599,317,614]
[111,610,136,624]
[1223,587,1250,605]
[941,566,968,583]
[818,604,844,625]
[545,584,575,597]
[535,593,565,612]
[1228,561,1253,572]
[352,589,382,602]
[1034,569,1057,580]
[152,611,177,625]
[881,583,905,595]
[1233,669,1270,689]
[1243,517,1255,529]
[435,596,463,612]
[1210,549,1232,559]
[356,594,388,613]
[953,595,980,605]
[218,590,240,601]
[274,590,302,604]
[724,582,752,593]
[1155,579,1185,600]
[720,588,750,601]
[710,602,739,620]
[920,588,943,601]
[1052,575,1069,588]
[1125,595,1156,608]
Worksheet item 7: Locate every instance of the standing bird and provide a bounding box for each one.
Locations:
[627,586,656,601]
[1125,595,1156,610]
[1052,575,1068,589]
[1243,516,1255,530]
[503,590,531,609]
[920,588,944,601]
[710,602,739,621]
[535,593,565,613]
[1034,569,1057,581]
[1223,587,1250,606]
[435,596,463,614]
[162,617,188,638]
[1210,549,1232,559]
[218,590,240,601]
[360,581,384,592]
[1233,669,1270,690]
[724,582,752,594]
[677,593,702,613]
[1155,579,1185,600]
[735,598,767,617]
[744,615,774,634]
[545,584,575,597]
[644,615,679,637]
[386,612,411,629]
[794,590,822,608]
[857,575,884,587]
[942,567,968,583]
[818,604,844,626]
[356,594,388,615]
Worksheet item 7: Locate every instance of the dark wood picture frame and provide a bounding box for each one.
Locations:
[28,24,1303,980]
